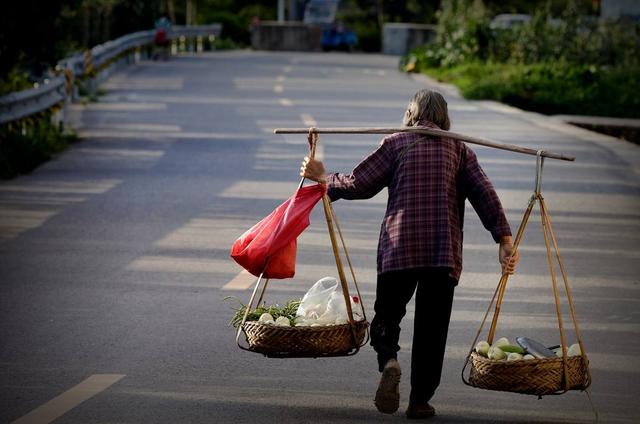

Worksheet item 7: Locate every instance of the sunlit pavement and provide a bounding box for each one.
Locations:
[1,51,639,423]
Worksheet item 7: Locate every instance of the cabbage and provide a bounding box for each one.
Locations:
[568,343,582,356]
[475,341,490,357]
[275,316,291,327]
[507,352,523,361]
[488,346,507,360]
[493,337,510,348]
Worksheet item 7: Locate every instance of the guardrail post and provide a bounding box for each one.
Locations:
[83,50,96,98]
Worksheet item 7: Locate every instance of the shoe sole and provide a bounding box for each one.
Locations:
[374,366,401,414]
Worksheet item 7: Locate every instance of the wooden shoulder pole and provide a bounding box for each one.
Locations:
[274,127,575,162]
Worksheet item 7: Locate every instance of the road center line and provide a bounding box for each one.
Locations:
[276,75,285,82]
[222,269,257,290]
[279,98,293,106]
[273,85,284,93]
[12,374,125,424]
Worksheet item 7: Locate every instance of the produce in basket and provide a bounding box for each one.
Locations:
[275,316,291,327]
[475,341,490,356]
[226,297,300,328]
[474,335,584,362]
[493,337,510,348]
[552,343,582,357]
[487,346,507,360]
[507,352,523,361]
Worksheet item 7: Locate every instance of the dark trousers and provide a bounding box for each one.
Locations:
[370,267,456,404]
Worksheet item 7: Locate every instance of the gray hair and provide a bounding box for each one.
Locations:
[402,89,451,130]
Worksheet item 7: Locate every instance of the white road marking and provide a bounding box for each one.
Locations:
[85,123,181,132]
[11,374,125,424]
[222,269,258,290]
[279,98,293,107]
[299,114,324,160]
[300,113,317,127]
[273,85,284,93]
[276,75,285,82]
[68,102,167,111]
[283,66,292,73]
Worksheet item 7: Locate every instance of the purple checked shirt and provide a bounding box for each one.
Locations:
[326,122,511,282]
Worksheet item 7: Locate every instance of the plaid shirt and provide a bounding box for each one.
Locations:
[326,122,511,281]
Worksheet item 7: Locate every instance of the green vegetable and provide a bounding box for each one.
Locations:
[499,344,525,354]
[225,297,301,328]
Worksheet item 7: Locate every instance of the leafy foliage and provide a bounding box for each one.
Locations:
[226,297,301,329]
[401,0,640,118]
[1,114,78,179]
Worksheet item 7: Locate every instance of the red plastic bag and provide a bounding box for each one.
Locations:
[230,184,327,279]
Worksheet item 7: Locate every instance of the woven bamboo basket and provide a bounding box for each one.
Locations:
[241,320,369,357]
[468,352,590,396]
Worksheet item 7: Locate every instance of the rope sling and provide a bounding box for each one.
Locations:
[461,152,592,396]
[235,130,370,358]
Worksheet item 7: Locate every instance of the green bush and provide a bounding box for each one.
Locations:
[400,0,640,118]
[354,23,381,52]
[424,62,640,118]
[201,11,250,45]
[0,68,33,96]
[0,116,77,179]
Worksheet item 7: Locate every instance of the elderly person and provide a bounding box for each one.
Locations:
[300,89,519,419]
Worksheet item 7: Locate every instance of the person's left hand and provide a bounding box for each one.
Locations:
[300,156,327,184]
[499,236,520,275]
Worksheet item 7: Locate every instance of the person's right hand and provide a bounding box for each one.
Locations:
[300,156,327,184]
[499,236,519,275]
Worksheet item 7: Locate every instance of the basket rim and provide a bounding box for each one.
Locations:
[470,351,587,366]
[242,319,368,332]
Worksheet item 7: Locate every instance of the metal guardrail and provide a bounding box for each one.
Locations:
[0,24,221,126]
[0,77,66,125]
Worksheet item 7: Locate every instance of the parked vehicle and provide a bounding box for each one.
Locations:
[304,0,357,51]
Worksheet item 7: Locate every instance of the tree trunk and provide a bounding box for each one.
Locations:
[167,0,176,24]
[186,0,192,26]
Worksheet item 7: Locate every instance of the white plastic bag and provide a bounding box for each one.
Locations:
[296,277,364,324]
[296,277,338,320]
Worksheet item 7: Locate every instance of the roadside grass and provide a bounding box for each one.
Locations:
[1,117,78,179]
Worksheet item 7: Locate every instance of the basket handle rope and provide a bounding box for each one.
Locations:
[235,129,319,351]
[462,152,591,394]
[461,194,534,386]
[236,129,368,353]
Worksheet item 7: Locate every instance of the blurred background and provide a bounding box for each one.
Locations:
[1,0,639,178]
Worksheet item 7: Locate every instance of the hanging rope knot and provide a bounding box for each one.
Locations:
[307,127,318,159]
[535,150,545,195]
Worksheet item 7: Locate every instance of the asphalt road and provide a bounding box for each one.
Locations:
[1,51,639,424]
